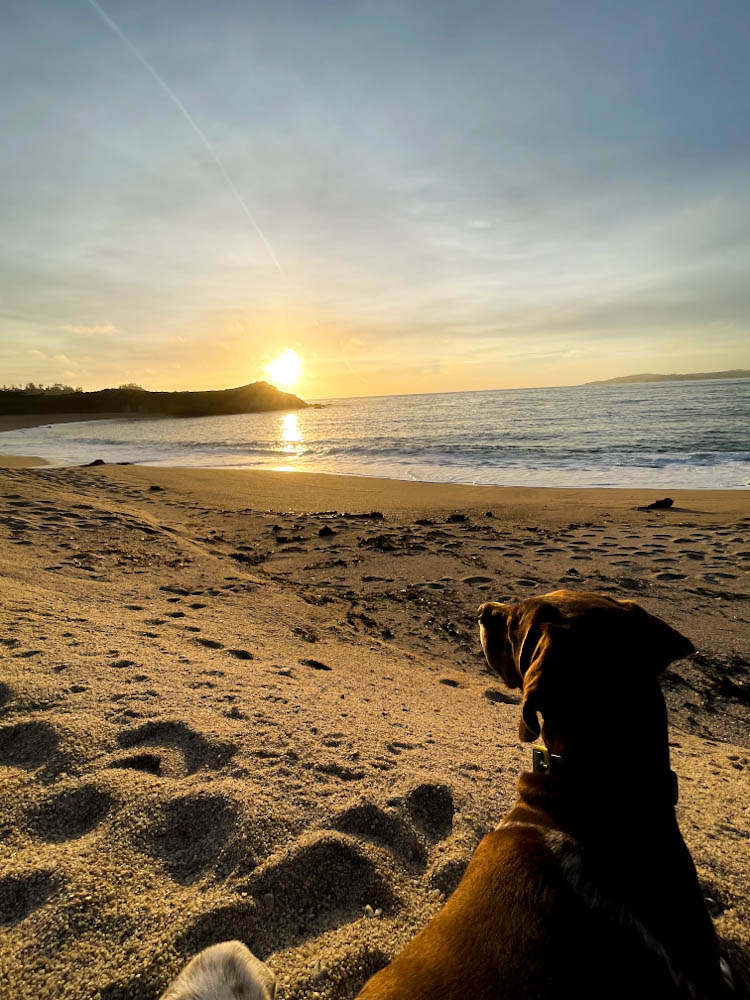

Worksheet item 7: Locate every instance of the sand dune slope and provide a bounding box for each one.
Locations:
[0,466,748,998]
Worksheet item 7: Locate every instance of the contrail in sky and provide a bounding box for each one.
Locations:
[84,0,285,276]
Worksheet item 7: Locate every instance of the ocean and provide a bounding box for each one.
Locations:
[3,379,750,489]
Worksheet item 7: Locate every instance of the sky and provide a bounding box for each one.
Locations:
[2,0,749,399]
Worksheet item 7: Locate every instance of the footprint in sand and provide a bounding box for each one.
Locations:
[313,761,366,781]
[439,676,462,688]
[140,792,241,885]
[331,799,428,870]
[108,752,162,776]
[174,899,260,959]
[299,657,332,671]
[219,832,397,956]
[26,784,113,842]
[406,782,455,841]
[484,687,520,705]
[386,740,419,753]
[0,721,60,769]
[117,720,236,775]
[0,682,13,710]
[0,870,63,926]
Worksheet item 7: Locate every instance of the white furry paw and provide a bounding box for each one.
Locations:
[159,940,276,1000]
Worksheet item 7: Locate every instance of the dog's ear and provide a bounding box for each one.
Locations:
[517,623,562,742]
[478,602,524,689]
[617,599,694,672]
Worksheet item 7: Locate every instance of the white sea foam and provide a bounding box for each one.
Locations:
[3,380,749,489]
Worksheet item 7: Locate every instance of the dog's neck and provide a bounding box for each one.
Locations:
[529,744,678,803]
[521,686,677,829]
[517,756,679,846]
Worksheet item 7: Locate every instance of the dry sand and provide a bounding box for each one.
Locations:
[0,462,748,999]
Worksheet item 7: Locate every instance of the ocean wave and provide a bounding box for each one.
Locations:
[51,435,750,467]
[4,379,748,488]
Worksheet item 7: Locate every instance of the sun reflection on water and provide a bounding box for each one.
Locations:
[281,412,302,446]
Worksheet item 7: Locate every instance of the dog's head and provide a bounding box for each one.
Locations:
[478,590,694,745]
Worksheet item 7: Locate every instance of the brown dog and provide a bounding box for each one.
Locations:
[160,590,730,1000]
[356,590,729,999]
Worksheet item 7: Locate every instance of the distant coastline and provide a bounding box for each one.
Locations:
[585,369,750,386]
[0,381,307,420]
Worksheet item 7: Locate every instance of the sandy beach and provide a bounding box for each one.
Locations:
[0,458,748,999]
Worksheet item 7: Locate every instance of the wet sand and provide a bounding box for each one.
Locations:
[0,462,748,999]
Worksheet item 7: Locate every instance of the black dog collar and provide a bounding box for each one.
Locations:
[532,746,563,775]
[531,746,679,804]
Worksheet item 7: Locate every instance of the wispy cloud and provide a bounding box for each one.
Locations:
[1,1,748,394]
[63,323,118,336]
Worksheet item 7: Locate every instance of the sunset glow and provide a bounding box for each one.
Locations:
[264,349,303,390]
[3,3,749,396]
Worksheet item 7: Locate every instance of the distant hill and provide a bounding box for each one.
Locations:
[585,369,750,386]
[0,381,307,418]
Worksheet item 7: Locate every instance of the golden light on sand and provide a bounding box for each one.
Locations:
[264,348,303,389]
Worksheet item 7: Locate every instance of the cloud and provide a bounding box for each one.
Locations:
[29,348,47,359]
[63,322,118,336]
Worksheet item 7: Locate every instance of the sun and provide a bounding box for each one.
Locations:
[264,348,303,389]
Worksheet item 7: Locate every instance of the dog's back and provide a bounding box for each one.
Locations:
[358,799,724,1000]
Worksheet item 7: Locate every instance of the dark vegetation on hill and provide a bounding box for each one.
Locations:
[0,382,307,418]
[586,369,750,386]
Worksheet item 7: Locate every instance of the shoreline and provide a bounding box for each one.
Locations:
[2,451,749,509]
[0,412,150,468]
[96,465,750,521]
[2,412,749,494]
